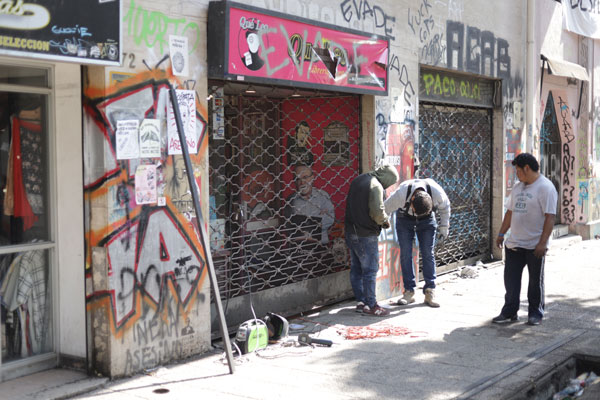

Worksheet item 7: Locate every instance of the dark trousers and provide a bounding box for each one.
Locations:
[501,247,545,319]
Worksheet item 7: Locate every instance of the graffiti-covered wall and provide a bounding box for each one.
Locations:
[537,1,600,236]
[83,0,211,377]
[80,0,532,376]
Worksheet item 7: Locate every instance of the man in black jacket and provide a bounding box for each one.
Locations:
[345,165,399,316]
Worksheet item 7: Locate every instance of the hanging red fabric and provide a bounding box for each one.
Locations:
[11,117,40,231]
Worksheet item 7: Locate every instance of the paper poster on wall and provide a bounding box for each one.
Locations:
[116,120,140,160]
[212,87,225,140]
[210,218,226,252]
[169,35,189,77]
[139,119,161,158]
[167,90,197,155]
[322,121,350,166]
[135,164,157,205]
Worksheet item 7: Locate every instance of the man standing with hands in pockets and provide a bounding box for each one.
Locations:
[493,153,557,326]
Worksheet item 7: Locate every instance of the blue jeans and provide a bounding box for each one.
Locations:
[500,247,545,319]
[395,213,437,293]
[345,230,379,308]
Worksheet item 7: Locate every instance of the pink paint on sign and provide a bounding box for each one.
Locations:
[227,7,389,93]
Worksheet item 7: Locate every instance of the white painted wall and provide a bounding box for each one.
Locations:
[55,63,86,359]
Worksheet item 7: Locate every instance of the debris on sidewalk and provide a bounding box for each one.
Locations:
[552,371,600,400]
[454,260,495,279]
[291,316,424,341]
[335,323,425,340]
[460,266,479,279]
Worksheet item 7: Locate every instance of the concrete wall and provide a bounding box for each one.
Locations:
[83,0,212,377]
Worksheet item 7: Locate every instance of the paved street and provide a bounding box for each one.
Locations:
[2,237,600,400]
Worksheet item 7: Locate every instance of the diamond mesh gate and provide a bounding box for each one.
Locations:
[208,84,360,299]
[540,92,562,224]
[418,103,492,267]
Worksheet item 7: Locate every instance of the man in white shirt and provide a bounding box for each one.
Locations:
[493,153,557,326]
[384,178,451,307]
[285,165,334,244]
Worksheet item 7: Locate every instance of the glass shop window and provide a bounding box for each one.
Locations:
[0,66,53,365]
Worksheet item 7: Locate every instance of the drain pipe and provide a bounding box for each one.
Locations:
[526,0,536,155]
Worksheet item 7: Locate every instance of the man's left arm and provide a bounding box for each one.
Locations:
[369,184,388,226]
[430,181,451,227]
[534,213,555,258]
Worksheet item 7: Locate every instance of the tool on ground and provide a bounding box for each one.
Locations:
[235,319,269,354]
[297,332,333,347]
[263,312,289,341]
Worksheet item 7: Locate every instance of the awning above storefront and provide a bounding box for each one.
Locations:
[541,54,589,81]
[539,54,589,118]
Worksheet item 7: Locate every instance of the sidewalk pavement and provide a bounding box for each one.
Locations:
[3,237,600,400]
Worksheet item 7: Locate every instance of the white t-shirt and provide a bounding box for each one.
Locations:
[505,174,558,250]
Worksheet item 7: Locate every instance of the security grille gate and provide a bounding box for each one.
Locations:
[540,92,562,224]
[208,84,360,300]
[418,103,492,268]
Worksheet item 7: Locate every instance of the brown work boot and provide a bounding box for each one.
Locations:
[424,288,440,308]
[397,290,415,305]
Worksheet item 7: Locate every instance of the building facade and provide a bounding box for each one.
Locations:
[0,0,118,381]
[1,0,596,381]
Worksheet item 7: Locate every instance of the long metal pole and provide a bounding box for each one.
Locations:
[168,85,235,374]
[526,0,535,155]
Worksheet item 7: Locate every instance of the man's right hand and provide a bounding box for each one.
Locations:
[382,220,390,229]
[496,235,504,249]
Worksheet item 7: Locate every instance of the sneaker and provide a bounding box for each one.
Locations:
[492,314,518,324]
[527,316,542,326]
[363,304,390,316]
[355,302,365,313]
[397,290,415,305]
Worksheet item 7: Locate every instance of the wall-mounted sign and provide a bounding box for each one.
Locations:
[0,0,121,65]
[419,68,496,108]
[208,1,389,95]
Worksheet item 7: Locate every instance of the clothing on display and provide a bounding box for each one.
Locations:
[0,249,49,360]
[0,94,50,362]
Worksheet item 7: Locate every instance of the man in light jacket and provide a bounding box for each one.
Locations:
[384,178,451,307]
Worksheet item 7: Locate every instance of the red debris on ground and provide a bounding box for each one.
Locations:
[336,324,423,340]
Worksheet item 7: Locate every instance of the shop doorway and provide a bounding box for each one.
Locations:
[208,83,360,303]
[0,65,55,381]
[540,91,562,224]
[418,103,493,271]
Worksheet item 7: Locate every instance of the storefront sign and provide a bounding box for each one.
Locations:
[208,2,389,95]
[0,0,121,65]
[419,68,495,108]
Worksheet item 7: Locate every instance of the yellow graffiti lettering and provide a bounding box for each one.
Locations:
[423,73,434,95]
[433,73,442,95]
[442,76,455,97]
